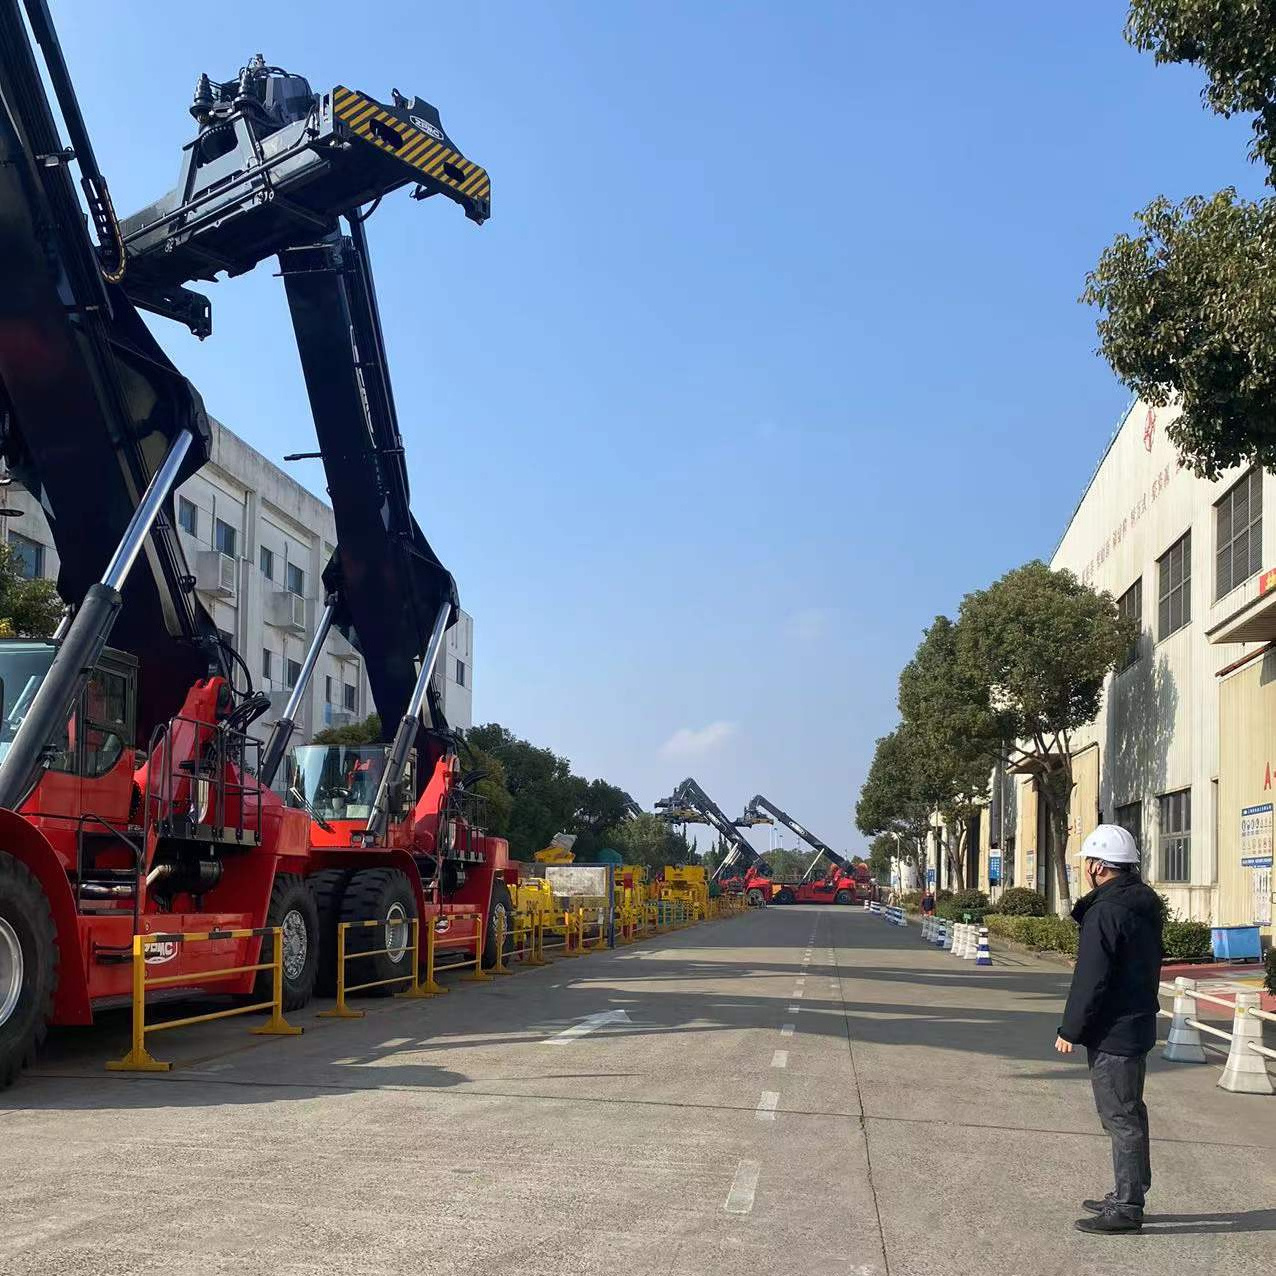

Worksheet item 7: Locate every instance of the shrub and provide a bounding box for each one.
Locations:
[1162,918,1213,961]
[936,888,989,922]
[896,889,924,914]
[991,887,1047,917]
[985,913,1079,956]
[1266,947,1276,997]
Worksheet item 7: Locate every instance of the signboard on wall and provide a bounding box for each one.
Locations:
[1026,852,1036,892]
[1240,803,1274,868]
[989,853,1001,886]
[926,868,935,886]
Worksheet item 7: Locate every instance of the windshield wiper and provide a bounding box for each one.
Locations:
[288,785,335,834]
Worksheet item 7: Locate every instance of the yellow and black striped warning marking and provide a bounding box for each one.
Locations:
[331,85,490,206]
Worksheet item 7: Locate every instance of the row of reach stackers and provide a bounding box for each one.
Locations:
[0,0,511,1087]
[654,779,876,907]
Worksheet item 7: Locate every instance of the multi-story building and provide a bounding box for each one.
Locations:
[964,398,1272,941]
[2,417,474,744]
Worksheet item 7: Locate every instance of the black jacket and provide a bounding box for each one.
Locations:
[1058,874,1163,1056]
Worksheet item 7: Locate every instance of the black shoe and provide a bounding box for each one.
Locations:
[1074,1212,1142,1235]
[1081,1198,1111,1215]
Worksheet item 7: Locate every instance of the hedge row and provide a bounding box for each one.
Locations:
[985,913,1079,956]
[1265,947,1276,997]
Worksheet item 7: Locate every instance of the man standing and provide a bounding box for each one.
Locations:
[1054,824,1163,1235]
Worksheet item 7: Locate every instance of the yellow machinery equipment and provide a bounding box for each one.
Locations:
[533,832,576,864]
[659,865,709,918]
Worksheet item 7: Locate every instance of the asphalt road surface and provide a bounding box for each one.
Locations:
[2,906,1273,1275]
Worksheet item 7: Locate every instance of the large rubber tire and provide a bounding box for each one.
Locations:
[482,881,515,970]
[310,868,353,997]
[0,852,58,1090]
[835,890,854,905]
[339,869,416,997]
[255,874,320,1011]
[775,888,796,906]
[746,888,765,907]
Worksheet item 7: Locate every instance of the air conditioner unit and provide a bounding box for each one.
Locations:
[267,589,307,633]
[195,551,236,598]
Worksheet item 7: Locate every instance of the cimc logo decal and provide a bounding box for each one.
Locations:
[143,940,178,965]
[1143,408,1156,452]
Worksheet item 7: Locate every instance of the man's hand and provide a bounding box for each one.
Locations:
[1054,1035,1074,1055]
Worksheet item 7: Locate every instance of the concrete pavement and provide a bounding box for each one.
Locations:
[0,906,1272,1275]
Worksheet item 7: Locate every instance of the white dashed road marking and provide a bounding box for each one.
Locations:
[756,1091,779,1121]
[725,1160,761,1214]
[771,1050,788,1069]
[787,1004,801,1013]
[780,1023,795,1037]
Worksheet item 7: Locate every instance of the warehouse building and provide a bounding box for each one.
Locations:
[967,398,1273,941]
[3,417,474,742]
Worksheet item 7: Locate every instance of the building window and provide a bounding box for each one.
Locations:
[259,545,275,580]
[1116,579,1141,671]
[1157,532,1191,640]
[286,562,305,596]
[286,658,302,689]
[455,658,466,688]
[262,648,273,681]
[1114,800,1142,852]
[1158,789,1191,883]
[214,517,237,558]
[324,675,334,704]
[343,682,357,712]
[7,532,44,580]
[178,497,198,536]
[1215,467,1261,599]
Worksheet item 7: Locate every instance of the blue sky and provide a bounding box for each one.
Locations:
[61,2,1263,856]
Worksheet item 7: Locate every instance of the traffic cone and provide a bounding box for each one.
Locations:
[975,926,992,966]
[943,921,955,952]
[962,924,978,960]
[1162,978,1207,1064]
[933,918,947,948]
[1218,991,1275,1095]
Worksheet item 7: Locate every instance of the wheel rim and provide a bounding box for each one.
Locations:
[0,917,24,1028]
[385,903,409,964]
[280,908,309,982]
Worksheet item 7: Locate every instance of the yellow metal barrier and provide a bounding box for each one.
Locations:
[319,917,432,1020]
[414,910,488,994]
[106,926,301,1072]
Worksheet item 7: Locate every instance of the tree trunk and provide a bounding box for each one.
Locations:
[1039,767,1074,911]
[947,823,967,891]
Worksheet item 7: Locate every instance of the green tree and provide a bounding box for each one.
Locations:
[456,737,515,839]
[855,726,937,877]
[606,812,691,872]
[1085,3,1276,476]
[953,562,1136,908]
[0,544,63,637]
[898,615,1000,891]
[312,713,382,745]
[866,833,895,884]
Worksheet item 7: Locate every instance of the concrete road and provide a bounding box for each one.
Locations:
[1,907,1273,1275]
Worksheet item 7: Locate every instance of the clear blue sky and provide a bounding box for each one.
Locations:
[60,2,1262,855]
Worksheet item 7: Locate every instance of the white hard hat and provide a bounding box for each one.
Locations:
[1079,823,1139,865]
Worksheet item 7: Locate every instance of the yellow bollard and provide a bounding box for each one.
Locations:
[461,913,493,982]
[105,935,171,1072]
[526,913,550,966]
[489,908,514,976]
[397,920,434,999]
[417,918,447,995]
[319,923,365,1018]
[253,931,304,1036]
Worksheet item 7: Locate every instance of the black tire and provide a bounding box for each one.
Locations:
[256,874,320,1011]
[310,868,353,997]
[0,852,58,1090]
[482,880,515,969]
[775,888,796,906]
[339,868,416,997]
[835,890,854,905]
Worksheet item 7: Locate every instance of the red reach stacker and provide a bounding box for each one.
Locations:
[0,0,504,1087]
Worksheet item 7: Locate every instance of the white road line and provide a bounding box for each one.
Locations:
[792,989,804,998]
[771,1050,788,1069]
[378,1037,411,1049]
[543,1009,631,1045]
[756,1091,779,1121]
[787,1004,801,1013]
[780,1023,795,1037]
[725,1160,761,1214]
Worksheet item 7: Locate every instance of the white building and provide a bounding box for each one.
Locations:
[3,417,473,741]
[983,398,1272,935]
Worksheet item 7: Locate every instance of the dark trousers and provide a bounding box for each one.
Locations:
[1087,1048,1151,1215]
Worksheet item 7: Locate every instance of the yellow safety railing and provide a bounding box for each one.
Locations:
[414,909,488,995]
[319,917,433,1020]
[106,926,301,1072]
